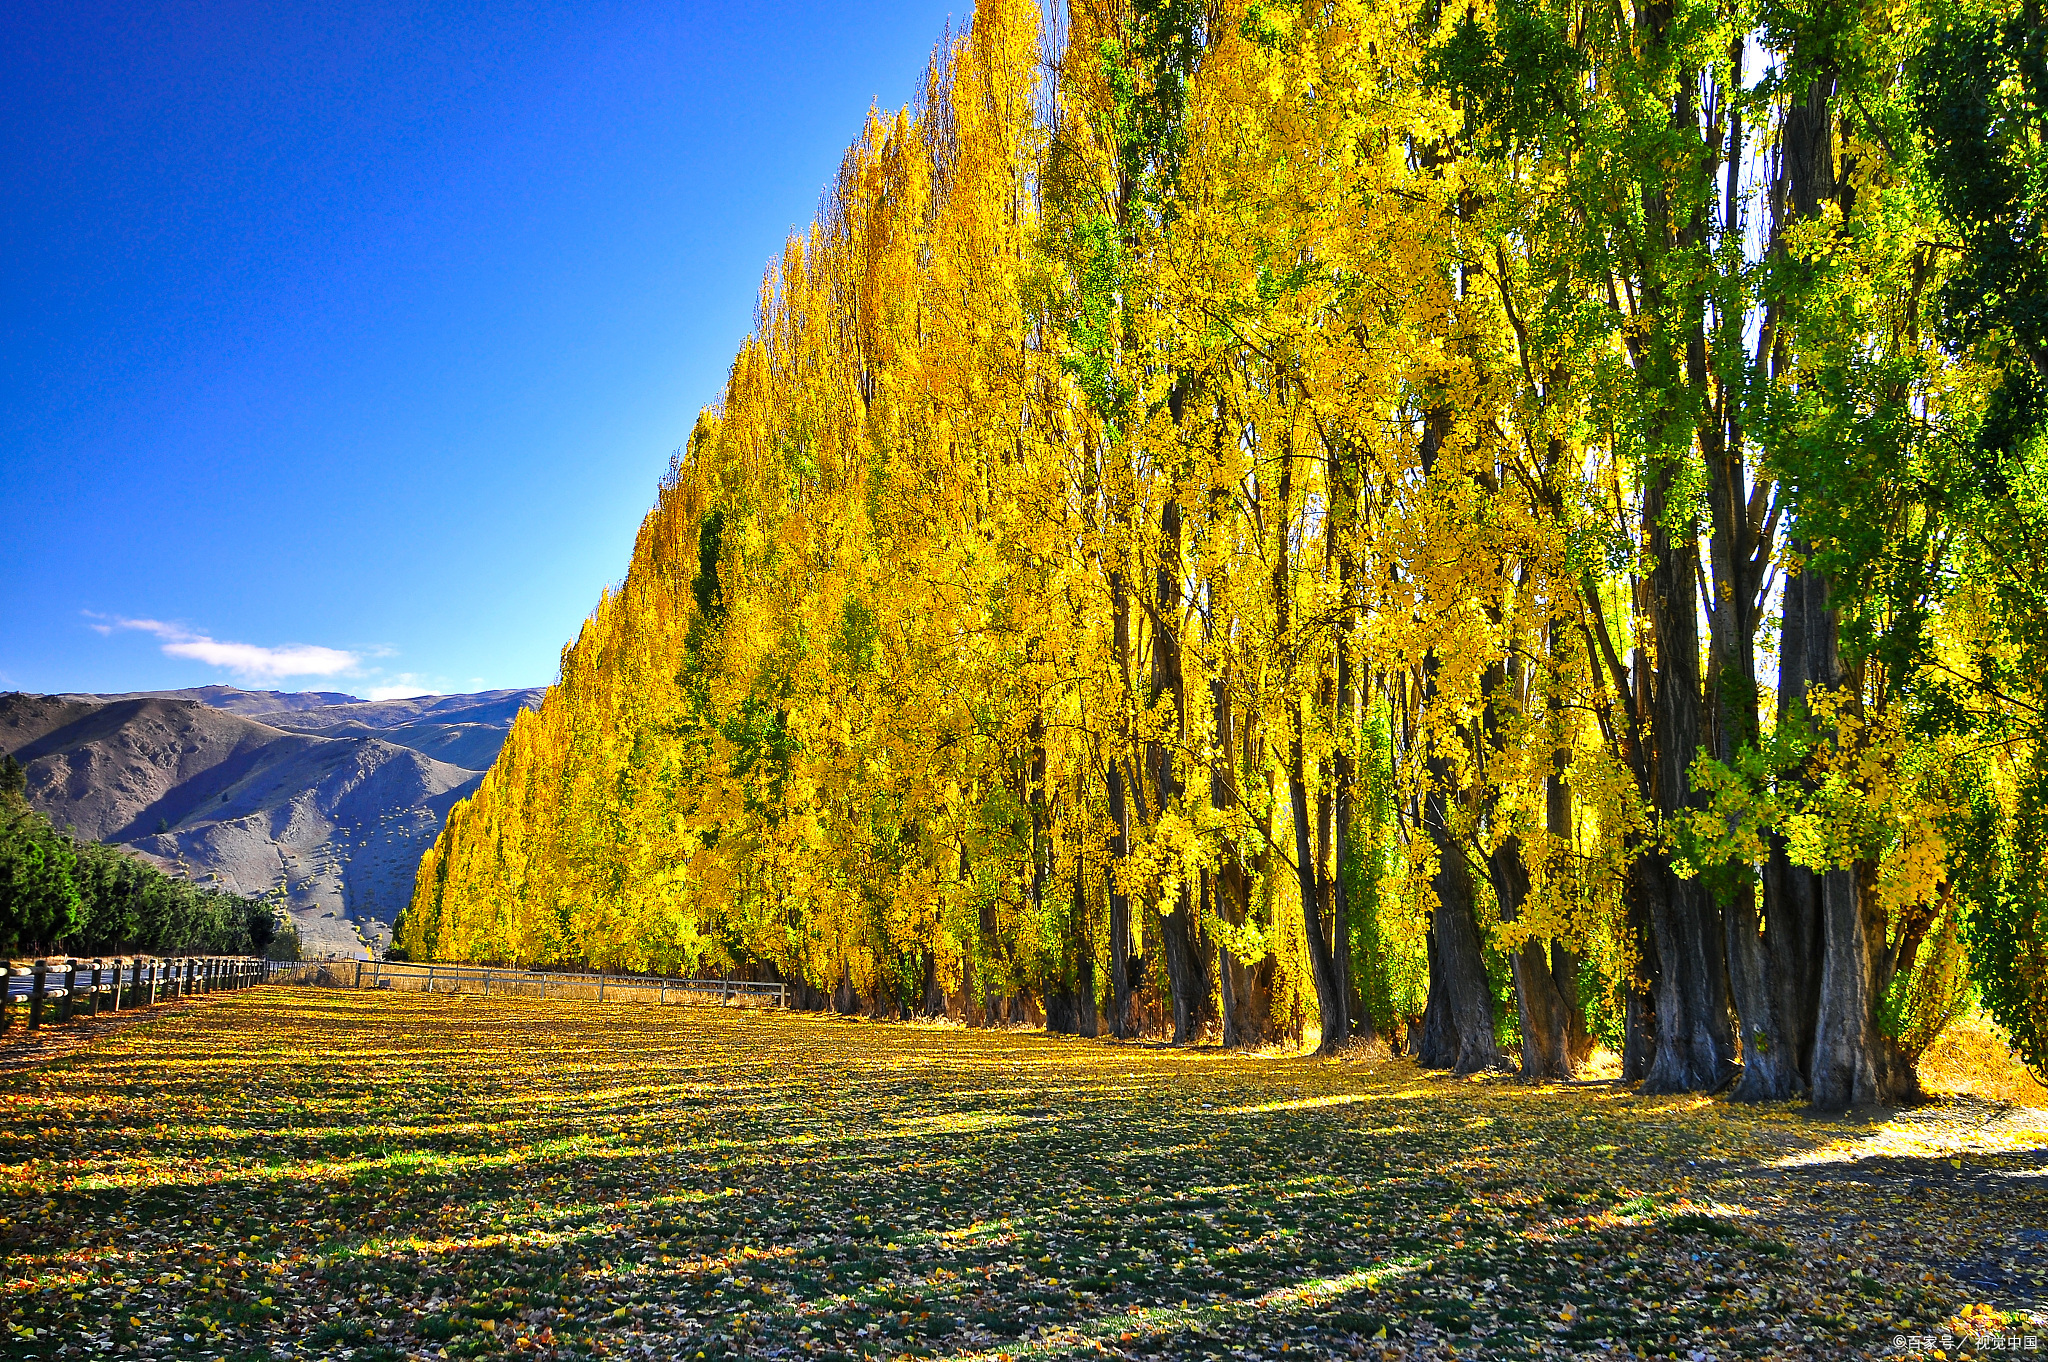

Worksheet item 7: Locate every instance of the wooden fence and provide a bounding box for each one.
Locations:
[284,958,790,1008]
[1,955,268,1034]
[0,955,787,1039]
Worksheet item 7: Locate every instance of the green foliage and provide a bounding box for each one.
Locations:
[1425,0,1588,152]
[1100,0,1206,215]
[1344,708,1418,1033]
[692,506,727,623]
[1890,0,2048,723]
[0,781,271,957]
[1954,754,2048,1082]
[0,793,83,956]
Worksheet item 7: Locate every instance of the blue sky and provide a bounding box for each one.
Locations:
[2,0,959,700]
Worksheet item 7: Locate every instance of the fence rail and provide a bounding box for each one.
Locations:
[290,958,789,1008]
[2,955,268,1034]
[1,954,788,1039]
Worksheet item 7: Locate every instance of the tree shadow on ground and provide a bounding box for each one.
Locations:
[0,990,2037,1361]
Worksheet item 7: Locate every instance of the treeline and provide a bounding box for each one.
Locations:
[0,757,293,959]
[403,0,2048,1105]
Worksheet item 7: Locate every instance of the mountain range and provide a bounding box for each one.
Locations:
[0,686,542,958]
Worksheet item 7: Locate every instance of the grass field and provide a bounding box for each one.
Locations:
[2,990,2043,1361]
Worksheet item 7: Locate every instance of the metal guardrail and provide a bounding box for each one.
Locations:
[337,958,789,1007]
[2,955,268,1034]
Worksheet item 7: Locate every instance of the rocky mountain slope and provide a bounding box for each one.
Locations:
[0,686,541,958]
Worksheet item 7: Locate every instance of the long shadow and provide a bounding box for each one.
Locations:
[0,991,2027,1361]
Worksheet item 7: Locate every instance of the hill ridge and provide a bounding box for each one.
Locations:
[1,685,542,958]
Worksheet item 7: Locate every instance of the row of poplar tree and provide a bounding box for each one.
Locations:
[398,0,2048,1108]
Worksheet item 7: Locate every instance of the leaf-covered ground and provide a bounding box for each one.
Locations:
[2,991,2043,1361]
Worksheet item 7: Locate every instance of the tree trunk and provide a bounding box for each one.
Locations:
[1075,845,1099,1037]
[1621,852,1659,1082]
[1768,549,1825,1085]
[1161,884,1204,1044]
[1543,678,1593,1069]
[1408,405,1494,1071]
[1416,745,1501,1073]
[1270,429,1346,1053]
[1106,758,1134,1040]
[1288,714,1347,1053]
[1152,499,1204,1043]
[1639,467,1737,1094]
[1496,834,1574,1080]
[1810,865,1890,1108]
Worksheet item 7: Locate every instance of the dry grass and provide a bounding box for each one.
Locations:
[1920,1006,2048,1108]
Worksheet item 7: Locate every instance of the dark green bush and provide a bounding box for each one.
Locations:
[0,759,277,957]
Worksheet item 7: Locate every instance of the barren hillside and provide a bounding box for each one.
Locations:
[0,686,541,958]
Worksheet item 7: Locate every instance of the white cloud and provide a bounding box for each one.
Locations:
[366,685,442,701]
[89,615,360,680]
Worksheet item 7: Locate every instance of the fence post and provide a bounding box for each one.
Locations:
[57,959,80,1022]
[29,961,52,1029]
[597,971,605,1003]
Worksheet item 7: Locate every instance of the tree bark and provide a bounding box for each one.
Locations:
[1639,464,1738,1094]
[1106,757,1135,1040]
[1075,845,1099,1038]
[1494,833,1571,1080]
[1151,499,1205,1043]
[1272,437,1347,1054]
[1766,556,1825,1089]
[1621,852,1659,1083]
[1416,657,1500,1073]
[1332,558,1364,1046]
